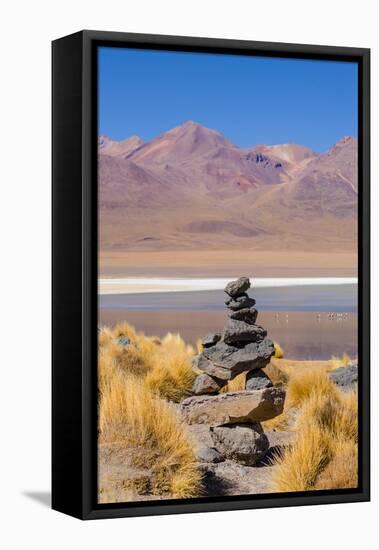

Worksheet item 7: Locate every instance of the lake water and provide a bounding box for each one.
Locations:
[98,283,358,360]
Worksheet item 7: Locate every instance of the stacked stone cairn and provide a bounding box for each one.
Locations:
[180,277,286,466]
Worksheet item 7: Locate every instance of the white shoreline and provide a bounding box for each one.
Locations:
[98,277,358,295]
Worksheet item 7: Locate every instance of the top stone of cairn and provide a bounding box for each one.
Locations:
[224,276,251,298]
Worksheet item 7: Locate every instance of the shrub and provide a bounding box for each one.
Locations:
[144,333,196,401]
[271,370,358,493]
[99,369,202,498]
[286,367,338,408]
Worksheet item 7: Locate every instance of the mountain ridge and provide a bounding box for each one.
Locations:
[98,121,358,254]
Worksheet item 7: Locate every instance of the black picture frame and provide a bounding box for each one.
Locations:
[52,30,370,520]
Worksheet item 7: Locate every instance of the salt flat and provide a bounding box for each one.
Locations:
[98,277,358,295]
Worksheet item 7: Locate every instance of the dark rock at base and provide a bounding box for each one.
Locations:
[228,307,258,324]
[245,369,273,390]
[224,277,251,298]
[225,294,256,311]
[192,373,226,395]
[210,423,269,466]
[329,362,358,390]
[202,339,275,378]
[223,319,267,345]
[196,446,225,464]
[116,336,130,347]
[193,354,232,381]
[202,332,221,348]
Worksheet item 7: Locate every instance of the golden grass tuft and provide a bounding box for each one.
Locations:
[315,439,358,490]
[144,333,196,401]
[271,424,333,492]
[330,352,352,370]
[297,389,358,443]
[98,326,114,347]
[286,367,338,408]
[99,323,196,402]
[271,367,358,493]
[99,368,202,498]
[274,341,284,358]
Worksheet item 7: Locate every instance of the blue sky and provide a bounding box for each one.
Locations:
[98,47,358,152]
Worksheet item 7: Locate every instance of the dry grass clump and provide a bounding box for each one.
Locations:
[271,366,358,493]
[274,341,284,358]
[297,389,358,443]
[315,439,358,489]
[330,352,351,370]
[99,324,195,402]
[99,366,202,498]
[285,368,338,409]
[98,321,202,499]
[144,333,196,401]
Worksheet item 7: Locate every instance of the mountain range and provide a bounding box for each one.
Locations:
[98,121,357,254]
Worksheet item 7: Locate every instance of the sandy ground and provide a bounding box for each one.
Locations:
[98,416,295,503]
[99,249,357,278]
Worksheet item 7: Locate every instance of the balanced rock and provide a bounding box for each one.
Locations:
[224,277,251,298]
[202,332,221,348]
[181,387,285,425]
[202,339,275,379]
[192,373,226,395]
[245,369,273,391]
[225,294,256,311]
[228,306,258,324]
[210,423,269,466]
[223,319,267,345]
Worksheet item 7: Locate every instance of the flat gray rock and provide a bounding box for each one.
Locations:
[210,423,269,466]
[202,339,275,378]
[224,277,251,298]
[202,332,221,348]
[222,319,267,345]
[181,386,285,425]
[192,373,226,395]
[245,369,273,390]
[228,307,258,324]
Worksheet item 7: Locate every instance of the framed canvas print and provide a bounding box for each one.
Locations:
[52,30,370,520]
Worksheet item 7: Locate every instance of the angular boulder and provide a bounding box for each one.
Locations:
[192,373,226,395]
[225,294,256,311]
[222,319,267,345]
[245,369,273,390]
[329,363,358,390]
[181,387,285,425]
[202,332,221,348]
[224,276,251,298]
[193,354,232,381]
[228,306,258,324]
[210,423,269,466]
[202,339,275,378]
[196,446,225,464]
